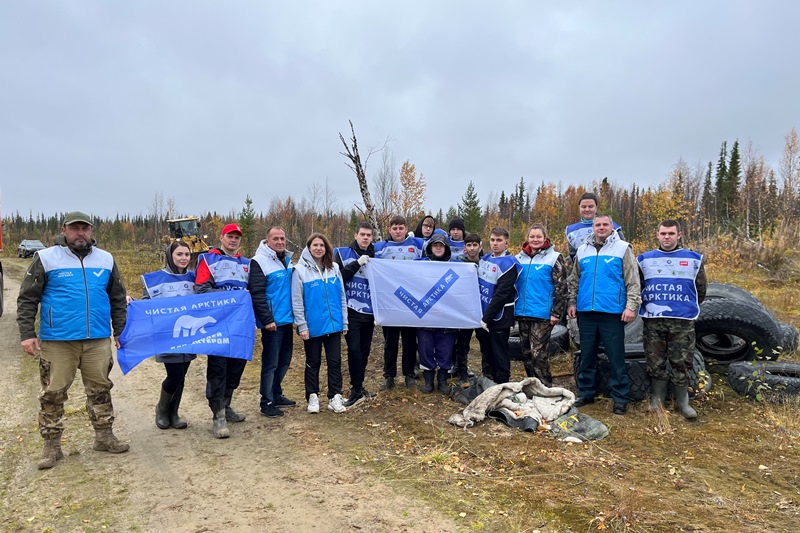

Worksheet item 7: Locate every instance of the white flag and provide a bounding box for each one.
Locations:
[366,260,482,328]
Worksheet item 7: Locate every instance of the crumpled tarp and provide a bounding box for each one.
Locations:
[449,377,609,441]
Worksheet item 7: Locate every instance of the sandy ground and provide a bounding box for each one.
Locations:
[0,270,458,532]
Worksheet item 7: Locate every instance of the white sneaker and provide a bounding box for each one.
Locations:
[327,394,346,414]
[307,393,320,414]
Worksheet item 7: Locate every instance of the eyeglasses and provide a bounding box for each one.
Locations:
[422,224,434,229]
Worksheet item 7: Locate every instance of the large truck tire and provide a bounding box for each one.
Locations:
[727,361,800,400]
[695,298,783,364]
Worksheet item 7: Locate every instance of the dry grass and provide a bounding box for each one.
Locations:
[102,240,800,532]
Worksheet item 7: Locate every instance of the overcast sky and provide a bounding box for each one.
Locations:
[1,1,798,221]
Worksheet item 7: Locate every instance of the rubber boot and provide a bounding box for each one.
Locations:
[212,400,230,439]
[37,436,64,470]
[421,370,435,394]
[93,428,130,453]
[523,360,535,378]
[155,387,172,429]
[674,385,698,420]
[225,389,246,423]
[169,383,188,429]
[649,378,669,412]
[437,369,450,393]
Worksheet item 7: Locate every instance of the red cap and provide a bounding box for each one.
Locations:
[221,223,243,235]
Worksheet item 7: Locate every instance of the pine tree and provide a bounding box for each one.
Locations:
[458,181,482,232]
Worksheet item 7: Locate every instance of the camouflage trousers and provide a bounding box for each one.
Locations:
[517,318,553,386]
[38,339,116,439]
[642,318,695,386]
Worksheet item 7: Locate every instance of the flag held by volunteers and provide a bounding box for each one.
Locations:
[117,291,256,374]
[366,259,482,328]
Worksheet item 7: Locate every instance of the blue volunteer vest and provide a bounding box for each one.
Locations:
[575,236,629,314]
[141,270,196,299]
[566,219,622,256]
[448,237,465,260]
[374,237,424,260]
[478,253,520,320]
[198,252,250,290]
[334,247,373,315]
[38,245,115,340]
[299,264,345,338]
[638,248,703,319]
[251,245,294,327]
[515,246,560,320]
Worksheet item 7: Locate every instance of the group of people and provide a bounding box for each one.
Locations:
[16,196,706,470]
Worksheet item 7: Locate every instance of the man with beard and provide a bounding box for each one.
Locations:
[17,211,129,469]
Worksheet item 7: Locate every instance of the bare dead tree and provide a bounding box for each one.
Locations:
[339,120,387,241]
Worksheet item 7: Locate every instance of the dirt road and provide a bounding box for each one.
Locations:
[0,269,458,532]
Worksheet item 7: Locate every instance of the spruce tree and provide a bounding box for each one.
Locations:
[458,181,482,232]
[238,195,256,257]
[725,140,741,220]
[714,141,728,224]
[700,161,715,235]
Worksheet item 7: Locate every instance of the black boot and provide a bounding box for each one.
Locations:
[437,369,450,393]
[379,376,395,391]
[169,383,188,429]
[523,360,535,378]
[421,370,435,393]
[155,387,172,429]
[224,389,246,423]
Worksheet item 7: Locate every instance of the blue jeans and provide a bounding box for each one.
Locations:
[259,324,294,409]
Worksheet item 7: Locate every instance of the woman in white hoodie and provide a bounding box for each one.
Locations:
[292,233,349,414]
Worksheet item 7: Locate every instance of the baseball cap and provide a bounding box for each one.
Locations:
[63,211,93,226]
[221,223,243,235]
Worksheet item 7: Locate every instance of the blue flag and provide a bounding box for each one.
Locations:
[118,291,257,374]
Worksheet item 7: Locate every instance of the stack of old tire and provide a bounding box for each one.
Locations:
[701,284,800,402]
[570,283,799,402]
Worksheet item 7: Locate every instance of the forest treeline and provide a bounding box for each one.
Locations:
[4,128,799,258]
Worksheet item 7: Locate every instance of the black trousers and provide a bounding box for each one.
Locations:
[206,355,247,408]
[162,361,191,394]
[475,327,511,383]
[304,333,343,400]
[382,326,417,378]
[345,313,375,392]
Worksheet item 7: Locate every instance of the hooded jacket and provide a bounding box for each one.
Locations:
[17,234,127,341]
[249,240,294,327]
[418,233,453,262]
[291,247,348,338]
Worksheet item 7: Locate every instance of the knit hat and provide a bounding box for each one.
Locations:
[448,216,466,233]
